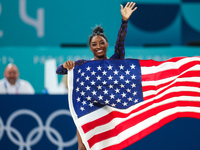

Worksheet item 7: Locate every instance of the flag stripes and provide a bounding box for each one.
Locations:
[68,56,200,150]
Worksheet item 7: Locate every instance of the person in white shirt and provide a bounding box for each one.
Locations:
[0,63,35,94]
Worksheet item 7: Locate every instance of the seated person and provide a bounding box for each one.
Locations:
[0,63,35,94]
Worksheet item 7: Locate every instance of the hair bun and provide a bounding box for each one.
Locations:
[92,26,104,35]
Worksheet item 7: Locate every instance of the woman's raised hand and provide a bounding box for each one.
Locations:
[120,2,137,21]
[63,60,75,70]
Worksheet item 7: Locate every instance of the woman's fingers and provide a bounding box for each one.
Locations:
[125,2,130,8]
[63,60,75,70]
[132,7,137,12]
[130,2,136,9]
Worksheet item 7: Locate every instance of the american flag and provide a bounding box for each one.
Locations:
[68,57,200,150]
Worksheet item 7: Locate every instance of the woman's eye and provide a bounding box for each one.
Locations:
[92,44,96,46]
[101,42,105,45]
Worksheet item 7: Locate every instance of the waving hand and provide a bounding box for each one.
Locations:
[120,2,137,20]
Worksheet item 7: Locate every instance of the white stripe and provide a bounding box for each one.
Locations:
[84,96,200,140]
[91,106,200,150]
[141,57,200,75]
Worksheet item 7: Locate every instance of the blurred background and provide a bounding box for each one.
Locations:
[0,0,200,149]
[0,0,200,93]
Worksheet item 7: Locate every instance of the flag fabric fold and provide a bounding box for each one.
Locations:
[68,56,200,150]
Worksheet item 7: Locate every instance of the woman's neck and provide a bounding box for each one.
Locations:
[93,55,108,60]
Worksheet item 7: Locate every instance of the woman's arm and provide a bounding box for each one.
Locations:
[56,59,88,75]
[110,2,137,60]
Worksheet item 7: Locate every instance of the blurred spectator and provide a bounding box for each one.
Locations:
[0,63,35,94]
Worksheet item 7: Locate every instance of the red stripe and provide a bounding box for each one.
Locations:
[142,61,200,81]
[102,112,200,150]
[88,101,200,148]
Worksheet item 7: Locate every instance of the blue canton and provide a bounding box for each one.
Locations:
[72,59,143,118]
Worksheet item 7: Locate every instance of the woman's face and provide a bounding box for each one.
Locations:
[90,35,109,60]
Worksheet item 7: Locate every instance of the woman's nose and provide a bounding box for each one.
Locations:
[96,44,100,48]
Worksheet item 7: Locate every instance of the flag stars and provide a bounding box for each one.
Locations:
[82,101,87,105]
[131,74,136,79]
[134,99,138,103]
[123,102,128,106]
[98,95,103,100]
[111,103,116,107]
[80,81,84,86]
[80,107,85,111]
[96,76,101,81]
[80,91,85,96]
[77,97,81,102]
[130,64,136,69]
[97,65,102,71]
[110,94,115,99]
[114,80,119,84]
[120,84,125,88]
[86,96,92,101]
[81,72,85,76]
[102,81,107,85]
[119,65,124,70]
[78,69,81,73]
[93,100,98,103]
[76,87,79,92]
[116,98,121,103]
[119,75,125,80]
[125,79,130,84]
[108,65,113,70]
[131,83,136,88]
[86,66,91,71]
[133,91,137,96]
[76,78,80,82]
[108,75,113,80]
[91,71,96,75]
[109,85,113,89]
[121,92,126,98]
[92,90,97,95]
[91,81,96,85]
[115,88,120,93]
[126,88,131,93]
[103,89,108,95]
[105,100,110,104]
[125,70,130,75]
[102,70,107,75]
[89,102,94,107]
[85,76,90,80]
[128,97,133,101]
[86,86,91,91]
[113,70,119,75]
[97,85,102,90]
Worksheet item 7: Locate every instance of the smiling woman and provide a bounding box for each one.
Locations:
[89,26,109,60]
[56,2,137,150]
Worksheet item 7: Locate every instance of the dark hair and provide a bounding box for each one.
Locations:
[88,25,108,45]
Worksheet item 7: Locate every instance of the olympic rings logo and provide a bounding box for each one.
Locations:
[0,109,77,150]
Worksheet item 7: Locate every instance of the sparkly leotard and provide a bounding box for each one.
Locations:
[56,19,128,75]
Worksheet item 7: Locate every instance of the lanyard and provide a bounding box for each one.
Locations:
[4,80,20,94]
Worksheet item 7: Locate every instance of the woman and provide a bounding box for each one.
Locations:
[56,2,137,150]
